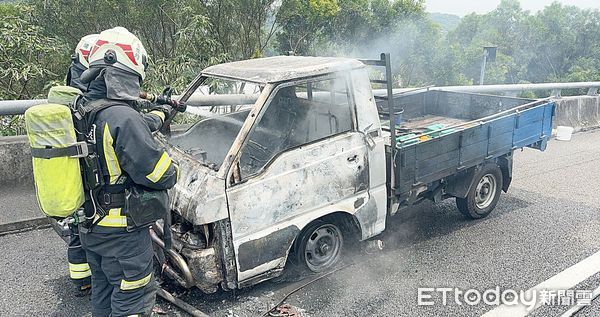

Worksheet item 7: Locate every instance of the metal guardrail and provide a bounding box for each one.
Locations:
[373,82,600,99]
[0,99,47,116]
[1,82,600,116]
[429,82,600,97]
[0,93,259,116]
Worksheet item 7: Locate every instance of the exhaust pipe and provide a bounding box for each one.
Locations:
[149,228,195,288]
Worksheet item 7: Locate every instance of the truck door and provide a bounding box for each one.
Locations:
[225,76,369,282]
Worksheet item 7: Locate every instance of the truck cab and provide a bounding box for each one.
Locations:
[160,56,388,292]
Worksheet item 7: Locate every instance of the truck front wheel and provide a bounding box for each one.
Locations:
[456,164,503,219]
[294,220,344,273]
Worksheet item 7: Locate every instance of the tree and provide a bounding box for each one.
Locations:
[0,4,68,136]
[429,12,461,33]
[527,3,600,82]
[0,4,67,100]
[447,0,532,84]
[204,0,279,60]
[34,0,215,92]
[33,0,281,91]
[276,0,340,55]
[446,0,600,86]
[3,0,600,99]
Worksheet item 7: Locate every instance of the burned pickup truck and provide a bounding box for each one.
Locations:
[153,54,555,293]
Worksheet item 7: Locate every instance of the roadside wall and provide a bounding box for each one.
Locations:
[0,136,33,186]
[553,96,600,132]
[1,97,599,185]
[0,125,190,185]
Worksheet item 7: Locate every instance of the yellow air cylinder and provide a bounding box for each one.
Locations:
[25,103,85,217]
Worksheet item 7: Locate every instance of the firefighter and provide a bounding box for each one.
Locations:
[64,34,167,296]
[77,27,178,317]
[64,33,98,295]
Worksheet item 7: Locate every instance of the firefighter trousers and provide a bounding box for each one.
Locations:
[68,225,92,287]
[80,227,156,317]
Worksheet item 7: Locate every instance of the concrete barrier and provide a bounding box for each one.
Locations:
[0,136,42,234]
[0,125,191,185]
[553,96,600,132]
[0,135,33,186]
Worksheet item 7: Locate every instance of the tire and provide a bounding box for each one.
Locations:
[456,164,503,219]
[294,220,344,273]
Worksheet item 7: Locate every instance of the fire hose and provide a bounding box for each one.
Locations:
[139,86,186,136]
[157,288,211,317]
[139,88,187,113]
[261,239,384,316]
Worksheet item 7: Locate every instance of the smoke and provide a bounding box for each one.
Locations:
[321,17,446,87]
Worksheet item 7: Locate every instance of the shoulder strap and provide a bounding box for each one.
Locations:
[76,98,129,130]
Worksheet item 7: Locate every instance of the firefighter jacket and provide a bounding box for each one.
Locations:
[89,101,177,231]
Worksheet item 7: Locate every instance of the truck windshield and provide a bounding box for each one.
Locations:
[168,77,263,170]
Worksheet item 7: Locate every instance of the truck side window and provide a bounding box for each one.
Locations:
[239,77,353,178]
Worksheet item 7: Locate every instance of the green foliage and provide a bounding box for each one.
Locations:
[33,0,222,93]
[0,115,25,136]
[0,3,67,136]
[0,0,599,126]
[31,0,279,92]
[276,0,340,54]
[203,0,278,59]
[0,4,67,100]
[446,0,600,86]
[275,0,426,55]
[4,0,597,98]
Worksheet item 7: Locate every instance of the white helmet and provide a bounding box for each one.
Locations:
[74,34,99,68]
[88,27,148,80]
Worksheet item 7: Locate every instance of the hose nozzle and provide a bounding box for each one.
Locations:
[139,89,186,112]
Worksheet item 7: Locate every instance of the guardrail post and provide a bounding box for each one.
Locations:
[552,89,562,98]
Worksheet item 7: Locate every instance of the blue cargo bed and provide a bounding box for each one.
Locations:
[379,90,555,195]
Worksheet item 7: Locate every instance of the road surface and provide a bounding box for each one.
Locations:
[0,130,599,317]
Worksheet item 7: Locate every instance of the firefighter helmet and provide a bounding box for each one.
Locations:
[73,34,99,68]
[88,27,148,80]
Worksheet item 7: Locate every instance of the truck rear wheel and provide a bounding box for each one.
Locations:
[294,220,344,273]
[456,164,503,219]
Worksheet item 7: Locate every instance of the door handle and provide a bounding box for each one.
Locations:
[364,128,379,149]
[347,154,358,163]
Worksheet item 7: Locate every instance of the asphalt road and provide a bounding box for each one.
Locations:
[0,182,42,226]
[0,130,599,317]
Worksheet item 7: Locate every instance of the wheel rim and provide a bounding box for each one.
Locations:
[475,173,497,210]
[304,224,343,272]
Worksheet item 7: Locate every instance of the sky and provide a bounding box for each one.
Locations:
[426,0,600,16]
